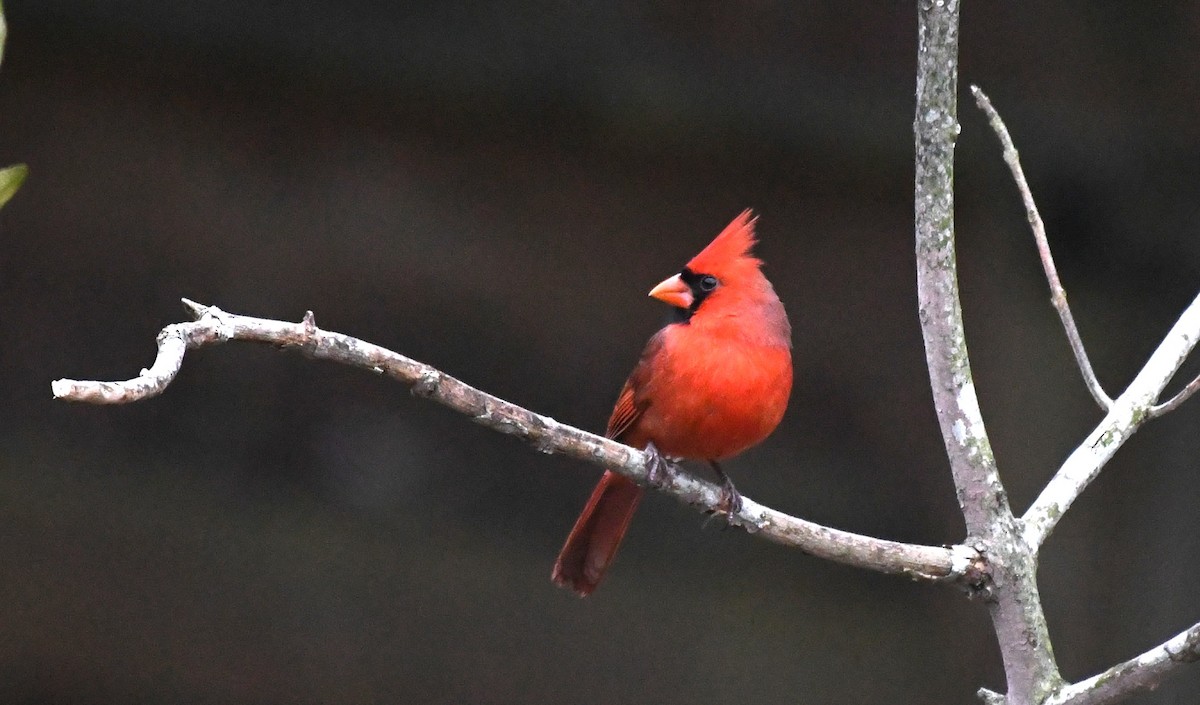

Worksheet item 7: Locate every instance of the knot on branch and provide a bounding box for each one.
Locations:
[959,540,995,601]
[284,310,324,355]
[736,509,766,534]
[471,399,526,437]
[411,370,442,398]
[181,298,209,320]
[1167,629,1200,663]
[179,300,235,344]
[527,415,560,454]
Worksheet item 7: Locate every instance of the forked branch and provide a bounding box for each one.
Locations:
[1021,289,1200,549]
[969,84,1200,549]
[52,299,980,583]
[971,83,1200,704]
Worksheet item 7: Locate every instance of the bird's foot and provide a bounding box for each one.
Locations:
[710,461,743,526]
[642,442,676,489]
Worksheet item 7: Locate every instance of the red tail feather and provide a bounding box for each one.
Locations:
[552,471,644,596]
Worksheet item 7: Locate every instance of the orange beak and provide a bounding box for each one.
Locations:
[648,273,693,309]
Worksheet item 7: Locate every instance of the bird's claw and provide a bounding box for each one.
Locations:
[710,461,743,528]
[717,482,744,519]
[643,442,674,489]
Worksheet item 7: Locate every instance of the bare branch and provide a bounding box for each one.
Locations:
[970,85,1113,411]
[1045,621,1200,705]
[915,0,1004,540]
[969,76,1200,705]
[915,6,1063,702]
[1022,290,1200,549]
[51,298,211,403]
[1148,372,1200,418]
[912,6,1075,705]
[53,300,980,583]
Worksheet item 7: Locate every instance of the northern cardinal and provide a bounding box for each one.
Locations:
[552,210,792,596]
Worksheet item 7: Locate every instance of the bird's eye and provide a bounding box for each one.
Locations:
[699,275,719,292]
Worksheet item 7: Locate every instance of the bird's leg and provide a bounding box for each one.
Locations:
[642,442,675,489]
[709,461,744,520]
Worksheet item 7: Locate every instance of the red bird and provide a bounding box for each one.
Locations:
[552,210,793,596]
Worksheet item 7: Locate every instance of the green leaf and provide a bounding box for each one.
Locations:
[0,163,28,209]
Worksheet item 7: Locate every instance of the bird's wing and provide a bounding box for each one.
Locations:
[604,329,670,441]
[605,379,642,440]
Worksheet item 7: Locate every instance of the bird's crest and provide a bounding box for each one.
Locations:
[685,209,761,275]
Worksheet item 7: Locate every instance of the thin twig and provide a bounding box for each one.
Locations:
[1023,290,1200,549]
[970,85,1113,411]
[53,299,981,583]
[1148,372,1200,418]
[1044,621,1200,705]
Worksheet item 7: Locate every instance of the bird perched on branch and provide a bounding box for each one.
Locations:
[552,210,793,596]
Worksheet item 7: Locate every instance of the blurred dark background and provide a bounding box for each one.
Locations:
[2,2,1199,703]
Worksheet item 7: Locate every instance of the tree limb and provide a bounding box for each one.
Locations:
[1022,290,1200,549]
[969,85,1112,411]
[915,0,1004,552]
[52,299,980,583]
[1045,621,1200,705]
[969,81,1200,704]
[914,4,1062,703]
